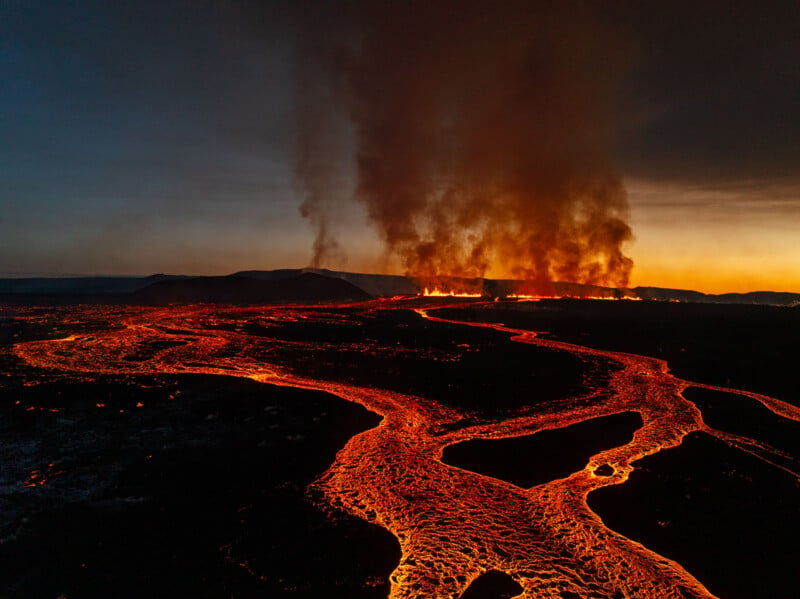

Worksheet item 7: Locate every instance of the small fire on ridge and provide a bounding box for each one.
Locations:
[422,288,484,298]
[413,276,641,300]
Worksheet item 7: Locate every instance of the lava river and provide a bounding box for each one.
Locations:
[12,302,800,599]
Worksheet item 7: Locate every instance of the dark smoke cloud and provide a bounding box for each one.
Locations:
[618,1,800,182]
[295,1,635,286]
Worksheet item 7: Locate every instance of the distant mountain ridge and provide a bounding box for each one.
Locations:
[131,272,371,305]
[632,287,800,307]
[234,269,419,296]
[0,269,798,306]
[0,274,187,295]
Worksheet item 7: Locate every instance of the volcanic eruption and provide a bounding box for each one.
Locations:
[294,1,635,292]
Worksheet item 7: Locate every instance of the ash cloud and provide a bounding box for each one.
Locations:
[295,1,634,286]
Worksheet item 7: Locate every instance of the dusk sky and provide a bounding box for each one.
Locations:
[2,1,798,293]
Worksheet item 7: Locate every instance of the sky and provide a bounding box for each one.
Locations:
[1,1,798,293]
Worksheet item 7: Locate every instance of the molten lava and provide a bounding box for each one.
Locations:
[10,300,800,599]
[422,288,484,298]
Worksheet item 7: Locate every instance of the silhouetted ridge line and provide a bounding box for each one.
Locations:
[1,269,799,306]
[633,286,800,306]
[132,272,371,305]
[0,274,187,295]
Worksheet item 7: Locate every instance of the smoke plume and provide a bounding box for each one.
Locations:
[294,28,345,269]
[295,1,635,287]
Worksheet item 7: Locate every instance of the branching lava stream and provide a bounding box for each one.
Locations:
[12,301,800,599]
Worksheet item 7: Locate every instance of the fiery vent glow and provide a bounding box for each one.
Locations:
[421,288,484,298]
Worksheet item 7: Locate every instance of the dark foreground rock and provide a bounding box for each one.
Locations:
[0,374,399,598]
[442,412,642,488]
[588,431,800,599]
[460,570,523,598]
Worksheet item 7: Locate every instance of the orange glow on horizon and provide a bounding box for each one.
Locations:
[627,178,800,295]
[630,265,800,295]
[639,271,800,295]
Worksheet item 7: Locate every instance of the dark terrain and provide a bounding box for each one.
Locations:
[1,298,798,598]
[442,411,643,488]
[436,300,800,404]
[209,306,606,422]
[132,272,372,304]
[460,570,523,599]
[588,431,800,599]
[0,368,398,598]
[3,269,799,306]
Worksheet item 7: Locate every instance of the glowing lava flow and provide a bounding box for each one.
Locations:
[11,303,800,599]
[422,288,484,298]
[504,295,643,301]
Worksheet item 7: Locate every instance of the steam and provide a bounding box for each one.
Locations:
[295,120,342,268]
[295,1,634,286]
[293,31,344,268]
